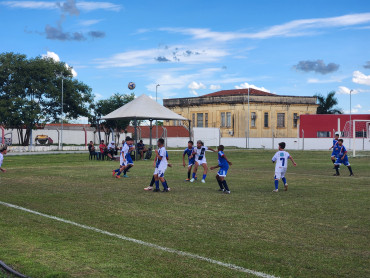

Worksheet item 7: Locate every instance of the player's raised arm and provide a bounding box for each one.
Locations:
[289,156,297,166]
[208,147,217,152]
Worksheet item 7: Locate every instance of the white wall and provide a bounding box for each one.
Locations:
[193,127,220,146]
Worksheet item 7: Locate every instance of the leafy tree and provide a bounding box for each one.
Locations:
[90,93,135,142]
[0,52,93,145]
[314,91,343,114]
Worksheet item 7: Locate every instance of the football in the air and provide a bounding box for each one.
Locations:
[128,82,136,90]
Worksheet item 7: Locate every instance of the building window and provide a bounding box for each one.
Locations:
[264,112,269,127]
[226,112,231,127]
[205,113,208,127]
[221,112,225,127]
[197,113,203,127]
[277,113,285,128]
[293,113,298,128]
[317,131,331,138]
[192,113,195,127]
[251,112,256,127]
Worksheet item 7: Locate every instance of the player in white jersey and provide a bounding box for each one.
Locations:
[153,138,169,192]
[189,140,216,183]
[0,144,8,173]
[271,142,297,192]
[112,137,134,178]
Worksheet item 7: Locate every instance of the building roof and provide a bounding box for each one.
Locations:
[102,94,188,121]
[126,125,189,138]
[201,88,275,98]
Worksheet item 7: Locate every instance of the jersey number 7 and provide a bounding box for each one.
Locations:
[280,157,285,166]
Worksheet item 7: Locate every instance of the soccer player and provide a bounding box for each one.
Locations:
[152,138,169,192]
[334,139,354,176]
[112,137,135,178]
[272,142,297,192]
[0,144,8,173]
[210,145,232,194]
[183,140,195,181]
[190,140,216,183]
[329,132,340,166]
[144,151,171,191]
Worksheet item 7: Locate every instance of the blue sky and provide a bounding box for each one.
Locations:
[1,0,370,122]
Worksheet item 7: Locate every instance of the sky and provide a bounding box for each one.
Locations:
[1,0,370,123]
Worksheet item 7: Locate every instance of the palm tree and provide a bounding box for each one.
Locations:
[314,91,343,114]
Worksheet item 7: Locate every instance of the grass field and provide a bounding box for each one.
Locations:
[0,150,369,278]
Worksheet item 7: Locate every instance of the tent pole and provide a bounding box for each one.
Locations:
[149,119,153,150]
[134,118,138,161]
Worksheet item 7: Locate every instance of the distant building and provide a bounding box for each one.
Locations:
[163,89,318,138]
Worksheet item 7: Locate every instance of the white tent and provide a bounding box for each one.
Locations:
[102,94,187,121]
[101,94,190,152]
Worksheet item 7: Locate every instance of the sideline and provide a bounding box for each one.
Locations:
[0,201,277,278]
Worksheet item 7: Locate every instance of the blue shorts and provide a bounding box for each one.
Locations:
[335,156,350,166]
[126,156,134,165]
[217,168,228,177]
[188,159,195,167]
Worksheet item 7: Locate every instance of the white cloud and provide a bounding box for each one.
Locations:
[209,84,221,90]
[337,86,358,94]
[352,70,370,86]
[188,81,206,90]
[79,19,102,26]
[161,13,370,41]
[42,51,77,77]
[234,82,270,92]
[42,51,60,62]
[95,45,228,68]
[0,1,122,11]
[307,76,345,84]
[354,104,362,109]
[190,90,198,96]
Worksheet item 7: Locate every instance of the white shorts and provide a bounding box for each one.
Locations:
[154,167,167,177]
[275,170,286,180]
[195,158,207,165]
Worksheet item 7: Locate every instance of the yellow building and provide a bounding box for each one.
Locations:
[163,89,318,138]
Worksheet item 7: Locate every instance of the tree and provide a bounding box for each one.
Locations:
[314,91,343,114]
[0,52,93,145]
[91,93,135,142]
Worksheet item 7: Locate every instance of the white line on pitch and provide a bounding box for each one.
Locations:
[0,201,277,278]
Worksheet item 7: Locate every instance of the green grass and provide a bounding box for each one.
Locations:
[0,150,369,278]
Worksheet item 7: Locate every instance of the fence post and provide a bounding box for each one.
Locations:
[272,128,274,149]
[302,129,304,150]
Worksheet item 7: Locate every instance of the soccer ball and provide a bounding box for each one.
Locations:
[128,82,136,90]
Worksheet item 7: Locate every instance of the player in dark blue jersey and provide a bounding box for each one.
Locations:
[334,139,354,176]
[329,132,340,166]
[210,145,232,194]
[182,140,196,181]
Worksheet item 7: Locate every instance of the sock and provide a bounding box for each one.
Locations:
[187,171,191,179]
[222,180,229,191]
[217,178,224,190]
[282,177,287,185]
[124,165,132,175]
[162,181,168,190]
[192,172,196,179]
[202,174,207,180]
[165,179,169,187]
[274,177,279,190]
[155,180,159,190]
[335,165,340,175]
[114,168,119,173]
[149,176,155,187]
[347,166,353,174]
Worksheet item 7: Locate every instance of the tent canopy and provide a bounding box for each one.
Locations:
[102,94,187,121]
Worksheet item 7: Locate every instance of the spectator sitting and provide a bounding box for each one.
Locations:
[107,141,116,160]
[88,141,97,160]
[137,140,147,160]
[99,140,107,160]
